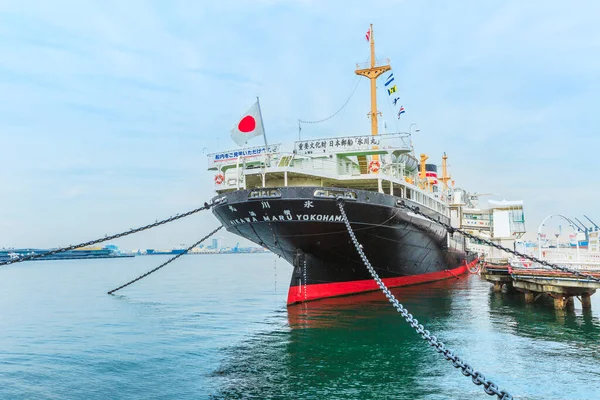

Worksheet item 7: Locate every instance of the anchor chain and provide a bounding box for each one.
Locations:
[107,225,223,294]
[337,199,512,400]
[396,201,600,283]
[0,202,214,267]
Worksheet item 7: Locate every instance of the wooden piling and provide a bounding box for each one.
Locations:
[581,293,592,310]
[553,296,568,310]
[524,291,535,303]
[493,282,503,293]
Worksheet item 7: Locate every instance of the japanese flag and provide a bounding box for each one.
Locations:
[231,101,265,146]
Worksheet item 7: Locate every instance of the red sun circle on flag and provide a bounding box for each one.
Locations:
[238,116,256,133]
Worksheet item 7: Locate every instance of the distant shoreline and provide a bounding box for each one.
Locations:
[142,250,269,255]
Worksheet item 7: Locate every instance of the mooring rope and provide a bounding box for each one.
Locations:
[336,198,512,400]
[107,225,223,295]
[0,202,214,266]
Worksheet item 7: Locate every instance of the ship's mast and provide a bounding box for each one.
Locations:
[355,24,391,136]
[440,152,451,191]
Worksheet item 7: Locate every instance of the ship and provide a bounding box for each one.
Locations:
[207,25,523,305]
[0,245,134,262]
[145,248,188,255]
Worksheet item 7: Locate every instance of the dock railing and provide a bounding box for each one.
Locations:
[509,257,600,273]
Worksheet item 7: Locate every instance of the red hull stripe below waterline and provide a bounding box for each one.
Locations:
[287,260,477,305]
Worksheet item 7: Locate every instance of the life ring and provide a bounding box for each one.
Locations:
[214,173,225,185]
[368,160,381,173]
[468,260,480,274]
[468,264,480,274]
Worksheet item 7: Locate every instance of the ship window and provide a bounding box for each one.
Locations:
[314,189,357,200]
[248,189,282,199]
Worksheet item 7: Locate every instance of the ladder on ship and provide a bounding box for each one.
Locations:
[278,155,294,167]
[357,155,368,174]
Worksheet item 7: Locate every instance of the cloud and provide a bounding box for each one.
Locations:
[1,0,599,248]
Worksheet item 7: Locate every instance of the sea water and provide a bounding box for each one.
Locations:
[1,254,599,399]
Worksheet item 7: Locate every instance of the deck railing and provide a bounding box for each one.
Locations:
[355,59,391,70]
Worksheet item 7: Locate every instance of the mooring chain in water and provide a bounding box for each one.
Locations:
[396,201,600,283]
[336,199,512,400]
[107,225,223,295]
[0,202,214,267]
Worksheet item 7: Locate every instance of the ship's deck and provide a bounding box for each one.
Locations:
[207,133,451,218]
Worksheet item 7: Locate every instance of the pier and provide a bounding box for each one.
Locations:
[481,262,600,310]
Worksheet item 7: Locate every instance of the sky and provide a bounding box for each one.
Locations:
[1,0,599,250]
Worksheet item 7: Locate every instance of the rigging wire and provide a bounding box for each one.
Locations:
[298,77,362,126]
[297,54,370,138]
[383,75,401,133]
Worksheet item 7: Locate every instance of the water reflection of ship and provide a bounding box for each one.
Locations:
[287,275,469,329]
[211,277,467,399]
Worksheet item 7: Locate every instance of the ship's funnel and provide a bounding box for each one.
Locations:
[425,163,438,185]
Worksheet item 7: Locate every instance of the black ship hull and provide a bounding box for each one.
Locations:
[212,187,476,305]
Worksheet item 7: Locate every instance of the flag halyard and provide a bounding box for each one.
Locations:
[397,105,406,119]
